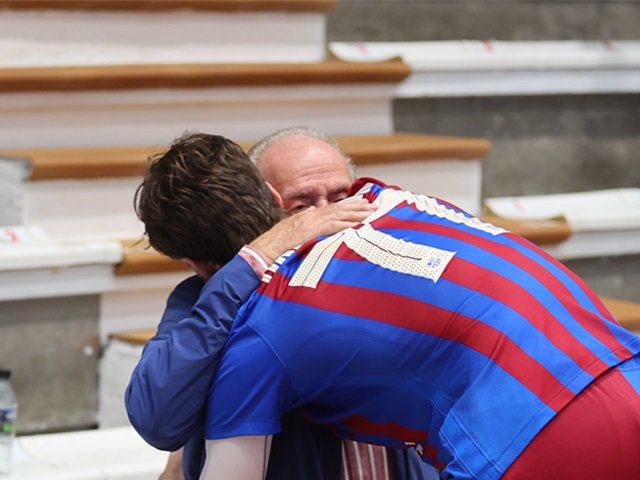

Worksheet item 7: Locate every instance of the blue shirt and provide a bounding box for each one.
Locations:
[125,253,435,479]
[205,180,640,479]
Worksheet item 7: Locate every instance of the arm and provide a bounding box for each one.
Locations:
[159,448,185,480]
[125,254,260,451]
[125,200,375,451]
[200,437,272,480]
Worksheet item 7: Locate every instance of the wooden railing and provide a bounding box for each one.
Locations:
[0,60,410,93]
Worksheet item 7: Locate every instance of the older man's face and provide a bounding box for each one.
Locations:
[258,135,354,214]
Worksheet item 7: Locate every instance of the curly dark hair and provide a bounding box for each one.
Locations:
[134,132,283,264]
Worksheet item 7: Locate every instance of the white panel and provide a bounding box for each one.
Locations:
[0,11,325,65]
[100,287,182,345]
[0,264,115,302]
[331,41,640,97]
[0,241,121,271]
[24,178,144,242]
[331,41,640,71]
[0,88,393,148]
[13,425,165,479]
[544,230,640,261]
[355,159,482,214]
[98,341,144,429]
[398,70,640,97]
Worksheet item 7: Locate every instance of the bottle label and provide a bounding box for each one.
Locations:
[0,408,15,435]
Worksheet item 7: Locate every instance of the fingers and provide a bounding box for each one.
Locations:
[306,200,376,226]
[303,199,376,221]
[249,200,377,265]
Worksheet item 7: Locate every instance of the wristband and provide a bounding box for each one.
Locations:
[238,245,269,278]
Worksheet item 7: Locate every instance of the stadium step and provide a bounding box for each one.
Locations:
[0,1,337,67]
[1,132,489,245]
[0,61,410,93]
[600,297,640,333]
[0,59,408,150]
[0,1,336,12]
[4,133,487,180]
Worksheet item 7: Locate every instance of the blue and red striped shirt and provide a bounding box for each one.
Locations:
[205,179,640,479]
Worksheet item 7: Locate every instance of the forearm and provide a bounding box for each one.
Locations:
[159,448,185,480]
[200,437,272,480]
[125,255,260,450]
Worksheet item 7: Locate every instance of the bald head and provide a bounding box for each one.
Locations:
[250,129,354,213]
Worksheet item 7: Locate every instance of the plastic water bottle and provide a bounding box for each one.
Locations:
[0,370,17,475]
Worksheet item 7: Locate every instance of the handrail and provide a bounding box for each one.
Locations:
[0,60,410,93]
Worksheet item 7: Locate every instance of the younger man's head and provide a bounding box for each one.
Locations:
[135,132,282,266]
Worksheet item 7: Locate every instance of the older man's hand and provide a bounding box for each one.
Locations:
[250,199,377,265]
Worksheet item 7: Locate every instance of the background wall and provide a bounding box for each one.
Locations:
[0,295,99,433]
[327,1,640,41]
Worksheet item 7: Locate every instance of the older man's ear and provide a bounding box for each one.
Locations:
[266,182,284,208]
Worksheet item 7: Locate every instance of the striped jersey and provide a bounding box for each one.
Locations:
[205,178,640,479]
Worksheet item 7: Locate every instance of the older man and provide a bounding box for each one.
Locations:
[126,128,435,480]
[136,132,640,480]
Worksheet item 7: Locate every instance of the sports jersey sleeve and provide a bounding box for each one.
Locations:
[205,326,297,440]
[125,254,261,451]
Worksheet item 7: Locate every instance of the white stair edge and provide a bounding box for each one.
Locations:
[0,225,122,271]
[330,41,640,97]
[0,10,325,65]
[544,229,640,261]
[486,188,640,260]
[10,425,165,480]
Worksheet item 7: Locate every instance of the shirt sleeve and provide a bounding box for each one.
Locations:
[205,326,298,440]
[125,254,261,451]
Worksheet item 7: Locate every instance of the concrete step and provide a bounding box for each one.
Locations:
[0,1,337,67]
[1,132,488,245]
[0,59,409,150]
[4,133,488,180]
[484,189,640,261]
[329,41,640,97]
[0,1,336,12]
[10,425,164,480]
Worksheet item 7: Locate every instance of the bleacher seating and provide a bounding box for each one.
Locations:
[1,2,638,478]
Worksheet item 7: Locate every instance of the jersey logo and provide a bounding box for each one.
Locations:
[289,223,455,289]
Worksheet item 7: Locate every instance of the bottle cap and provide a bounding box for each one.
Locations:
[0,370,11,379]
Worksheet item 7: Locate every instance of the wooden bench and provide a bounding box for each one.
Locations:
[601,297,640,332]
[480,214,572,246]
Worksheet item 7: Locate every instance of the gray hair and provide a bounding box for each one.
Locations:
[248,126,354,176]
